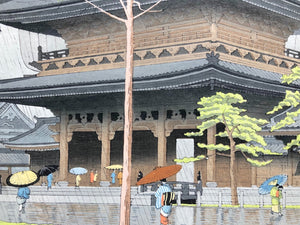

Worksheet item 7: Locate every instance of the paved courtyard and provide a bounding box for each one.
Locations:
[1,202,300,225]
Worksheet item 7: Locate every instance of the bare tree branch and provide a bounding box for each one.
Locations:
[84,0,126,23]
[240,151,248,160]
[119,0,129,18]
[216,152,231,158]
[133,0,163,19]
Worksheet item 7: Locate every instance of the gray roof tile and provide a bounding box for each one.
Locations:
[4,117,59,150]
[0,58,298,102]
[0,152,30,166]
[250,136,288,155]
[0,0,165,23]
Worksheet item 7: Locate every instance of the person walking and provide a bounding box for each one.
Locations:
[90,169,94,185]
[270,184,283,216]
[111,170,116,185]
[137,171,144,193]
[47,173,53,190]
[16,186,30,213]
[75,175,81,189]
[155,179,175,225]
[197,171,203,195]
[94,170,98,184]
[0,175,2,195]
[117,170,123,185]
[137,171,143,182]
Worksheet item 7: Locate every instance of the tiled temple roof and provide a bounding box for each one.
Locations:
[0,0,299,24]
[0,103,35,141]
[0,148,30,166]
[0,0,166,24]
[263,106,300,132]
[4,117,59,151]
[250,136,288,155]
[0,53,298,105]
[242,0,300,21]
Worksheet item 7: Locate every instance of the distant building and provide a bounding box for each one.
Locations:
[0,145,30,183]
[0,103,35,142]
[4,117,59,174]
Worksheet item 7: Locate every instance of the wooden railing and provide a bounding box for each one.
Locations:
[139,181,203,206]
[38,46,69,61]
[285,48,300,59]
[32,43,299,77]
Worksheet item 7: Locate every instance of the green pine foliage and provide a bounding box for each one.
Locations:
[281,66,300,84]
[180,92,281,166]
[174,155,206,163]
[268,66,300,149]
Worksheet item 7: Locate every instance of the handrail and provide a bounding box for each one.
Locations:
[285,48,300,59]
[38,46,69,61]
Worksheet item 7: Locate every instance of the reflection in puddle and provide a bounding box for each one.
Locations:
[0,202,299,225]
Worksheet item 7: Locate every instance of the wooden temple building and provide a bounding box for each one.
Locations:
[0,0,299,187]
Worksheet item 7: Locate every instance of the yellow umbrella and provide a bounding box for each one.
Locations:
[105,164,123,170]
[6,170,39,187]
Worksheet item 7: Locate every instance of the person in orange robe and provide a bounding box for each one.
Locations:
[90,169,94,185]
[117,170,123,185]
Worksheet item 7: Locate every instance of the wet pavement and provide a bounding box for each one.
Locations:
[1,202,300,225]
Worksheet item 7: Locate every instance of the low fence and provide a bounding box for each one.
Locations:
[1,183,300,207]
[139,182,300,207]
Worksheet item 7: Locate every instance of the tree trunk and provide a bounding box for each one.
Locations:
[229,138,238,205]
[119,1,134,224]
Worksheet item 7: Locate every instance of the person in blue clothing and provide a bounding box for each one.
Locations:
[155,179,175,225]
[16,186,30,213]
[47,173,53,190]
[111,170,116,184]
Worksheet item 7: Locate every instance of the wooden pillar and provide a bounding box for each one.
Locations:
[210,23,218,42]
[288,151,293,186]
[59,110,69,181]
[101,110,111,181]
[206,125,216,182]
[157,109,167,167]
[251,166,257,186]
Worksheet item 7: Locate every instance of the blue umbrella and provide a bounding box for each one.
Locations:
[69,167,87,175]
[259,174,288,195]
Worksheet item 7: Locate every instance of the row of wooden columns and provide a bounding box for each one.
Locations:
[57,109,217,183]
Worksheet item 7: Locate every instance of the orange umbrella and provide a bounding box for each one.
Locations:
[136,165,182,185]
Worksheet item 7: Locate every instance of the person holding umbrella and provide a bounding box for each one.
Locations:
[111,170,116,185]
[6,170,39,214]
[17,186,30,213]
[155,178,175,225]
[117,169,123,185]
[258,174,287,217]
[69,167,87,189]
[37,165,58,190]
[47,173,53,190]
[136,165,182,225]
[270,184,283,216]
[75,175,81,188]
